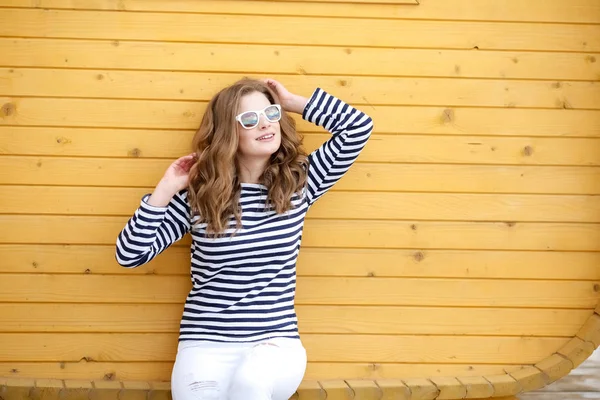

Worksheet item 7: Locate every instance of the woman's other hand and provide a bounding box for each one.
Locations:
[147,153,197,207]
[263,78,308,115]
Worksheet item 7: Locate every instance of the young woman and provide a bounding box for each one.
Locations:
[116,78,374,400]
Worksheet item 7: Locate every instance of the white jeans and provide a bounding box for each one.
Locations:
[171,338,307,400]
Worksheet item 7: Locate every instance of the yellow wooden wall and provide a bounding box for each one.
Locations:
[1,0,600,387]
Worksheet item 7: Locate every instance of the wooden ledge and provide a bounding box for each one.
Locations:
[0,378,521,400]
[1,306,598,400]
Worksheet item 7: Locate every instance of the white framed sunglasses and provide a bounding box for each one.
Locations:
[235,104,282,129]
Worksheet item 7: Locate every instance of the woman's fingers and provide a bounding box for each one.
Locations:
[173,153,197,171]
[264,78,282,92]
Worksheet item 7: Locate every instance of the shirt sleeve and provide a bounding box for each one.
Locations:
[302,88,374,206]
[115,189,191,268]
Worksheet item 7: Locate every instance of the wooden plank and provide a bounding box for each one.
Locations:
[0,333,569,363]
[0,274,192,304]
[35,379,64,389]
[2,127,600,167]
[2,215,600,251]
[3,68,600,110]
[296,249,600,280]
[2,0,599,23]
[535,354,574,384]
[296,381,325,400]
[0,362,519,383]
[1,9,598,52]
[538,367,600,392]
[319,381,352,399]
[327,135,600,167]
[376,379,410,400]
[149,382,171,400]
[2,158,599,196]
[402,378,439,400]
[303,219,600,251]
[2,98,600,138]
[0,274,598,308]
[509,366,548,392]
[31,379,64,400]
[2,244,600,281]
[0,303,591,336]
[345,380,381,398]
[429,377,466,399]
[577,313,600,347]
[456,376,494,399]
[557,337,597,369]
[2,39,599,81]
[0,378,35,400]
[3,186,599,223]
[92,380,122,390]
[480,374,520,398]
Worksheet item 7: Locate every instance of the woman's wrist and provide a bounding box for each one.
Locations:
[147,178,180,207]
[285,94,308,115]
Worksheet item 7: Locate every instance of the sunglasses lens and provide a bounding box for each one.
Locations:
[240,112,259,128]
[264,105,281,122]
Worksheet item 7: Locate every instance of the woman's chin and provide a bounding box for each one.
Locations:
[255,141,281,156]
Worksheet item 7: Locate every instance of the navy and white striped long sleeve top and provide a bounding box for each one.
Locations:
[116,88,373,343]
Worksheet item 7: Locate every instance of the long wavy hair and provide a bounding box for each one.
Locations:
[187,79,309,236]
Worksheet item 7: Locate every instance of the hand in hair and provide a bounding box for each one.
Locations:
[263,78,308,114]
[147,153,197,207]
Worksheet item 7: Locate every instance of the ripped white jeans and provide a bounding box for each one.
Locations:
[171,338,307,400]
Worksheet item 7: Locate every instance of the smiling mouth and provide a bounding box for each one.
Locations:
[256,134,275,141]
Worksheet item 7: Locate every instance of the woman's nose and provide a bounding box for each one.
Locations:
[258,114,271,129]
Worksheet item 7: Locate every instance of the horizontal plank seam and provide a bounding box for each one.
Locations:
[2,34,600,54]
[9,66,600,84]
[5,213,600,225]
[1,243,599,254]
[3,273,600,284]
[2,271,600,283]
[2,65,600,83]
[3,183,600,195]
[5,93,600,111]
[2,125,599,139]
[5,5,600,27]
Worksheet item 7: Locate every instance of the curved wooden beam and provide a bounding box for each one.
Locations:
[1,305,598,400]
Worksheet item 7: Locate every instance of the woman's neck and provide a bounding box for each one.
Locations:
[237,157,269,184]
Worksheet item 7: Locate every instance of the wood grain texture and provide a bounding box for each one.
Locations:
[2,39,599,81]
[2,215,600,251]
[3,68,600,109]
[0,361,520,382]
[0,333,569,363]
[0,8,599,52]
[1,0,599,394]
[1,274,597,308]
[0,303,591,336]
[2,98,600,137]
[2,127,600,166]
[3,157,599,195]
[2,0,599,23]
[3,185,599,223]
[2,244,600,280]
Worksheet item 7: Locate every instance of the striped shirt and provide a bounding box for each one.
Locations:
[116,88,374,343]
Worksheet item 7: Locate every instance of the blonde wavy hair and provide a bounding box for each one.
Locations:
[187,79,309,236]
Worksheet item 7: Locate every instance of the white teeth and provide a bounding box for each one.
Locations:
[256,134,274,141]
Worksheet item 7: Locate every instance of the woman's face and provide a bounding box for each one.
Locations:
[236,91,282,161]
